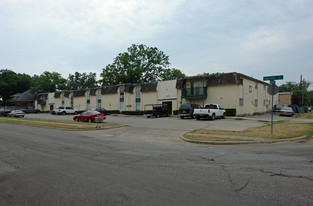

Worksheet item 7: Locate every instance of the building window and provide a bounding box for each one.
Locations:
[97,90,101,108]
[263,100,266,106]
[255,99,258,107]
[70,94,74,108]
[240,79,243,85]
[135,87,141,111]
[249,86,252,93]
[86,91,90,110]
[255,83,258,89]
[61,93,64,106]
[239,98,244,107]
[263,85,266,91]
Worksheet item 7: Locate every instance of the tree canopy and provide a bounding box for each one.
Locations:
[279,80,312,106]
[0,69,32,101]
[30,71,67,93]
[67,72,98,90]
[100,44,185,85]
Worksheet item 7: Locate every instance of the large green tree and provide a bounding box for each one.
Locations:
[100,44,185,85]
[30,71,67,93]
[0,69,32,101]
[67,72,98,90]
[279,80,312,106]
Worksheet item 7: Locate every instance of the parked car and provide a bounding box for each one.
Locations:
[73,111,106,123]
[178,104,201,119]
[144,104,171,118]
[21,107,40,113]
[53,106,78,115]
[91,108,111,115]
[8,110,25,117]
[273,104,283,112]
[193,104,226,120]
[279,107,294,117]
[0,109,12,117]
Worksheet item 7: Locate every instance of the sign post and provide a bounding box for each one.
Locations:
[263,75,284,135]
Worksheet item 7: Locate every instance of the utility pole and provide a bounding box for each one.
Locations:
[299,75,302,105]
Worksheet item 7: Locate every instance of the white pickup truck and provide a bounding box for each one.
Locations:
[193,104,226,120]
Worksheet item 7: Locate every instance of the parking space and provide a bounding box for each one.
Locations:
[25,113,270,132]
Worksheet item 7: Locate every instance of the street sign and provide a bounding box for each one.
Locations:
[267,84,279,95]
[263,75,284,81]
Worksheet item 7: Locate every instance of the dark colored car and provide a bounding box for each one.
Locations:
[178,104,201,119]
[73,111,106,123]
[273,104,283,112]
[0,109,12,117]
[91,108,111,115]
[144,104,171,118]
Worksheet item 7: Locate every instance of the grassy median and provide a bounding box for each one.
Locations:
[0,117,121,130]
[185,121,313,141]
[295,112,313,119]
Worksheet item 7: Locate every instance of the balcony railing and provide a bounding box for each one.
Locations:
[182,87,207,99]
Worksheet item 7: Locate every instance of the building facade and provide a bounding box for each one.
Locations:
[35,72,277,116]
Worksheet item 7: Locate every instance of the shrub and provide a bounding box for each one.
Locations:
[225,108,236,116]
[121,111,143,115]
[109,110,120,114]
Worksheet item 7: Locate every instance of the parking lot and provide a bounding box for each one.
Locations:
[24,112,294,132]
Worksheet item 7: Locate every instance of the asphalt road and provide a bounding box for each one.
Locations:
[1,120,313,205]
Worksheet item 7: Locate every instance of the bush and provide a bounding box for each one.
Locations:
[121,111,143,115]
[173,110,178,115]
[225,108,236,116]
[109,110,120,114]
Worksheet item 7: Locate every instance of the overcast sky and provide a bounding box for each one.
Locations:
[1,0,313,88]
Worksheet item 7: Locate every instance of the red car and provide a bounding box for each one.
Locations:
[73,111,106,123]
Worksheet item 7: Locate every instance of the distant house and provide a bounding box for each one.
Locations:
[278,92,292,107]
[5,90,36,108]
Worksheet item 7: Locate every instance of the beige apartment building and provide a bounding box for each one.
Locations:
[35,72,277,116]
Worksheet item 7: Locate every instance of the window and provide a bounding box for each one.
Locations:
[97,90,101,108]
[263,100,266,106]
[263,85,266,91]
[255,83,258,89]
[249,86,252,93]
[255,99,258,107]
[135,87,141,111]
[239,98,244,106]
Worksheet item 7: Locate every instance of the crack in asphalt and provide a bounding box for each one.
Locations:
[258,169,313,182]
[227,173,253,192]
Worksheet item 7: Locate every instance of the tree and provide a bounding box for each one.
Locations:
[161,68,186,81]
[67,72,98,90]
[279,80,312,106]
[0,69,32,101]
[30,71,67,93]
[100,44,184,85]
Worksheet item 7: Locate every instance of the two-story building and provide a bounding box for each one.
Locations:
[35,72,277,116]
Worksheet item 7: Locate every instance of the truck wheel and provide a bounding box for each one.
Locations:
[210,114,215,120]
[147,116,151,118]
[156,114,160,118]
[62,111,66,115]
[74,111,78,115]
[196,116,200,120]
[180,116,184,119]
[222,113,225,119]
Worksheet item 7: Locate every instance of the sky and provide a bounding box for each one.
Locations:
[1,0,313,89]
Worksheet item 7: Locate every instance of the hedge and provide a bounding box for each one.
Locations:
[225,108,236,116]
[121,111,144,115]
[109,110,120,114]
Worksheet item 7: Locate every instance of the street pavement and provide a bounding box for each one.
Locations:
[1,116,313,205]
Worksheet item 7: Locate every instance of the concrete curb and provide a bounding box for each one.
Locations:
[180,135,309,145]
